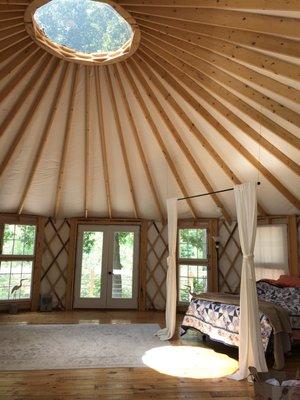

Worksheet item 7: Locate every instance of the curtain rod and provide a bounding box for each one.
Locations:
[177,182,261,201]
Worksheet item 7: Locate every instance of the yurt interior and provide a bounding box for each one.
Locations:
[0,0,300,398]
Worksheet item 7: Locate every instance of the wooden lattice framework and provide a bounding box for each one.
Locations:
[146,221,168,310]
[40,218,70,309]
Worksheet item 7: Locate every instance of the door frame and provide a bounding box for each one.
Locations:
[66,218,148,311]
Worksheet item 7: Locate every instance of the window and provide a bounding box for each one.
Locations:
[25,0,140,65]
[254,224,289,281]
[178,227,209,303]
[0,224,36,301]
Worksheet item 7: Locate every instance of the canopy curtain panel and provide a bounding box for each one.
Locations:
[231,182,268,380]
[156,198,177,341]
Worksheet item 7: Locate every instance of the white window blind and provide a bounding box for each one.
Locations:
[254,224,289,281]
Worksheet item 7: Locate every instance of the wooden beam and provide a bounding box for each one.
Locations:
[135,50,268,215]
[287,215,299,277]
[138,47,300,177]
[0,42,37,81]
[105,66,139,218]
[125,6,300,38]
[119,0,300,11]
[138,219,148,310]
[0,31,29,52]
[0,57,60,179]
[84,67,91,219]
[129,13,300,59]
[0,49,44,103]
[0,36,32,60]
[113,64,165,221]
[18,62,70,215]
[0,54,51,137]
[141,37,300,150]
[137,21,300,92]
[94,67,113,218]
[65,218,77,311]
[0,24,25,41]
[129,56,232,222]
[31,216,46,311]
[121,62,197,217]
[135,49,300,210]
[141,32,300,128]
[54,65,79,219]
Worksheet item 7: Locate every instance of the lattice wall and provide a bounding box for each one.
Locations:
[218,219,242,294]
[146,221,168,310]
[40,218,70,309]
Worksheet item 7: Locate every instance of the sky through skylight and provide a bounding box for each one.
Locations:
[34,0,133,54]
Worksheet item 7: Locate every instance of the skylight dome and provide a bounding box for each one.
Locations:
[24,0,140,65]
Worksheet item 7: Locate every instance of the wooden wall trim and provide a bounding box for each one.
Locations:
[287,215,299,277]
[31,216,46,311]
[65,218,77,311]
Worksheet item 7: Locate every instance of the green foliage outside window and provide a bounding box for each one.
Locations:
[34,0,132,54]
[179,228,207,259]
[0,224,36,300]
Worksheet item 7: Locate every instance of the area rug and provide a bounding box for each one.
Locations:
[0,323,167,371]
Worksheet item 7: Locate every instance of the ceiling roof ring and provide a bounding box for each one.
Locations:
[24,0,141,66]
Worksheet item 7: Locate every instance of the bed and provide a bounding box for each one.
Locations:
[180,276,300,369]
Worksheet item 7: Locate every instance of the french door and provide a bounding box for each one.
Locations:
[73,225,139,309]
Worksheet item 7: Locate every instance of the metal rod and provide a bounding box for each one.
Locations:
[177,182,261,201]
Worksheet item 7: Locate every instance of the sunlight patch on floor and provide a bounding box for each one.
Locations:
[142,346,238,379]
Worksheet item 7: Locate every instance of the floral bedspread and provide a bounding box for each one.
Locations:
[181,281,300,348]
[256,281,300,332]
[181,298,272,350]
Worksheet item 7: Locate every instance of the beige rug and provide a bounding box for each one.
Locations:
[0,323,167,371]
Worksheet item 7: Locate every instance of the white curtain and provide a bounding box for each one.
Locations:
[156,197,178,340]
[231,182,268,380]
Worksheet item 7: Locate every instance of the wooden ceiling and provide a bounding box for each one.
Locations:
[0,0,299,220]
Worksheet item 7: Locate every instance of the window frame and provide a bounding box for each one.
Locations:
[176,219,217,308]
[0,215,38,305]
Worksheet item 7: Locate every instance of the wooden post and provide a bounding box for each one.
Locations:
[31,216,46,311]
[209,219,219,292]
[65,218,77,310]
[138,220,148,311]
[287,215,299,277]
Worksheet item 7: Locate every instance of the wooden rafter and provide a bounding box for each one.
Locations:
[0,48,44,103]
[17,62,70,215]
[138,47,300,177]
[136,46,300,210]
[119,0,300,12]
[105,66,139,218]
[84,67,91,219]
[129,56,233,221]
[112,63,165,221]
[0,53,50,137]
[129,14,300,59]
[54,64,79,218]
[94,67,112,218]
[141,37,300,150]
[121,62,198,217]
[137,21,300,93]
[0,57,60,179]
[0,42,37,81]
[141,32,300,128]
[124,6,300,38]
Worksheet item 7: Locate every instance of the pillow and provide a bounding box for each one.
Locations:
[277,274,300,288]
[257,275,300,288]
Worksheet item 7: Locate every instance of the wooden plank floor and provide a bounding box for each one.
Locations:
[0,310,299,400]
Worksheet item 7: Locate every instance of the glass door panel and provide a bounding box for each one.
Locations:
[80,231,103,299]
[74,224,139,309]
[73,226,107,308]
[112,232,134,299]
